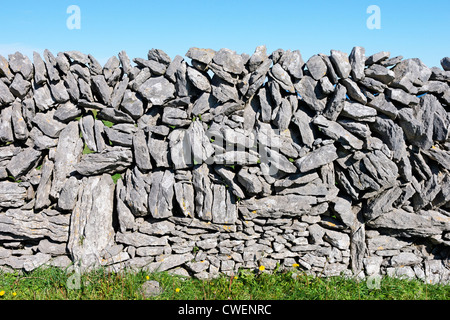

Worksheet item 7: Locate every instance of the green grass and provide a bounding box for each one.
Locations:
[82,143,95,155]
[111,173,122,184]
[0,267,449,300]
[101,120,114,128]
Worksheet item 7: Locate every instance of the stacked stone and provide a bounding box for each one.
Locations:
[0,47,449,283]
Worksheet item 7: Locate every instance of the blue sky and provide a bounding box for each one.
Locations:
[0,0,449,68]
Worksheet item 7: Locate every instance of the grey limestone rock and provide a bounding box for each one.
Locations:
[121,89,144,119]
[123,167,149,217]
[392,58,431,91]
[192,163,213,221]
[75,146,133,176]
[248,45,268,73]
[237,167,264,195]
[270,63,295,93]
[212,48,245,75]
[0,208,70,242]
[341,78,367,104]
[169,129,191,169]
[365,64,395,84]
[148,134,170,168]
[295,144,338,173]
[8,52,33,80]
[214,151,259,166]
[139,76,175,106]
[370,116,406,161]
[134,58,167,76]
[57,176,80,211]
[364,185,403,221]
[349,46,365,81]
[32,109,66,138]
[174,181,195,218]
[367,93,397,120]
[49,81,70,103]
[98,107,135,124]
[323,229,350,250]
[186,47,215,66]
[80,115,97,152]
[0,79,15,105]
[67,174,115,269]
[111,77,129,109]
[38,239,67,256]
[65,51,90,65]
[50,122,83,199]
[104,126,133,147]
[341,101,376,122]
[10,73,31,99]
[441,57,450,71]
[34,156,54,210]
[323,83,347,122]
[133,129,152,172]
[262,146,297,174]
[386,88,419,107]
[365,51,390,65]
[0,182,28,208]
[103,56,120,81]
[330,50,351,79]
[148,170,175,219]
[292,108,315,147]
[162,107,190,127]
[240,194,318,219]
[367,208,445,238]
[0,54,14,81]
[6,147,41,179]
[43,50,61,82]
[32,82,54,111]
[295,75,327,112]
[148,48,171,66]
[279,49,304,79]
[92,75,112,105]
[397,94,439,150]
[11,99,28,140]
[141,280,164,297]
[212,184,237,224]
[313,115,364,150]
[359,77,387,93]
[306,55,327,81]
[144,253,194,273]
[54,101,82,123]
[186,66,211,92]
[115,180,135,232]
[186,120,214,164]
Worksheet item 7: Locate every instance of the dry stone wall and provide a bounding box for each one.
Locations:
[0,46,450,283]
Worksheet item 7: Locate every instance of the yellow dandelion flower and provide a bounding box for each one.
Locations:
[175,288,181,293]
[12,292,17,297]
[0,291,5,296]
[292,263,300,268]
[259,265,265,271]
[146,275,150,280]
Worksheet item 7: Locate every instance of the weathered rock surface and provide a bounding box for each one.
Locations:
[75,147,133,175]
[67,174,115,269]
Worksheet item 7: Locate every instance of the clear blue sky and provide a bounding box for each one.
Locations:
[0,0,449,68]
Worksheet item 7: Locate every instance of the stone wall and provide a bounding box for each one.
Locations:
[0,47,449,283]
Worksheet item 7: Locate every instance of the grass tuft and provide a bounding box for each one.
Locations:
[0,267,449,300]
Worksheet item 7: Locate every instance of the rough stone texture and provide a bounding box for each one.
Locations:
[67,174,116,269]
[0,47,449,284]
